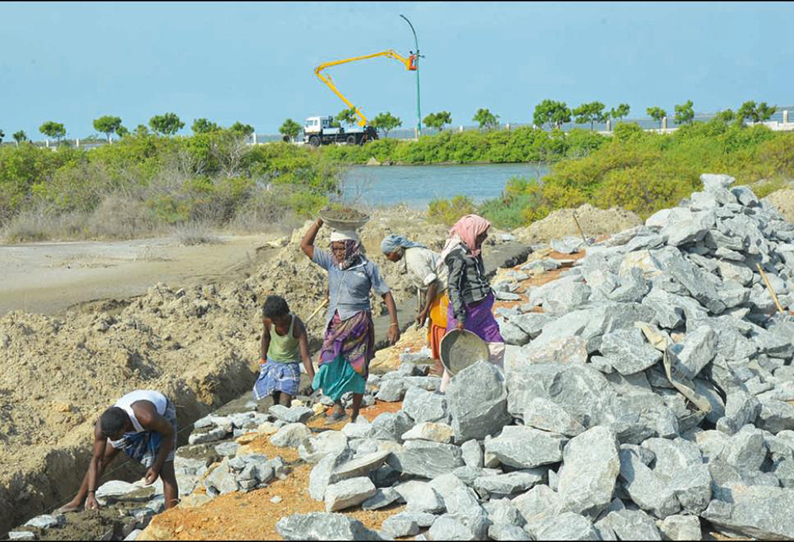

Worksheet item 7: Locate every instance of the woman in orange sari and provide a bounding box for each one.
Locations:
[381,235,449,376]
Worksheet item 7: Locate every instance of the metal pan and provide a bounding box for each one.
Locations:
[439,329,490,376]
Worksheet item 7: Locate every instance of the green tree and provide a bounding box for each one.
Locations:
[423,111,453,131]
[92,115,123,142]
[335,108,359,128]
[39,121,66,143]
[371,112,402,138]
[715,109,735,123]
[756,102,777,122]
[573,101,607,131]
[133,124,150,137]
[279,118,302,142]
[533,100,571,130]
[116,125,129,138]
[192,118,221,134]
[673,100,695,125]
[148,112,184,136]
[473,108,500,131]
[609,103,631,124]
[229,121,255,137]
[13,130,27,146]
[737,101,777,124]
[646,107,667,128]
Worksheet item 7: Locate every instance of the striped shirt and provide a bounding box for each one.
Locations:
[445,245,492,323]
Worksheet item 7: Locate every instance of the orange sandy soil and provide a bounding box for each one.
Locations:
[139,249,592,541]
[139,401,407,541]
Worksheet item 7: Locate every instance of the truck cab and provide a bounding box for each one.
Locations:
[303,115,378,147]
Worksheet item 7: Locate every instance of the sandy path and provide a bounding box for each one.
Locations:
[0,234,280,316]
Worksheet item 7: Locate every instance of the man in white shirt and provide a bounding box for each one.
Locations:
[381,234,449,376]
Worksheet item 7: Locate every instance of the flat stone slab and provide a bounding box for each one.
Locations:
[325,477,377,512]
[23,514,65,530]
[329,450,391,483]
[401,422,455,444]
[275,512,384,540]
[269,404,315,424]
[485,426,566,469]
[473,470,545,497]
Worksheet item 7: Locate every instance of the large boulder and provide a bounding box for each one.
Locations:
[702,483,794,540]
[618,446,680,519]
[523,398,585,437]
[402,386,448,424]
[447,361,512,443]
[599,328,662,376]
[369,411,414,443]
[595,509,661,541]
[640,437,711,514]
[390,440,464,479]
[557,426,620,518]
[529,511,600,541]
[507,363,618,429]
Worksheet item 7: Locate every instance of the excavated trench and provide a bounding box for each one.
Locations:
[1,240,530,540]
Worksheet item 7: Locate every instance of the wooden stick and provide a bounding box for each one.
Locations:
[572,211,589,246]
[305,298,329,324]
[757,263,785,313]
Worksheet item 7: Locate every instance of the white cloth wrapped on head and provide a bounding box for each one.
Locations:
[330,230,360,243]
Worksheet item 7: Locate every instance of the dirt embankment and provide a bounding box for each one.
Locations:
[513,203,643,244]
[0,208,499,537]
[763,189,794,223]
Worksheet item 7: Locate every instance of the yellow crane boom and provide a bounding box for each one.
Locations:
[314,50,417,128]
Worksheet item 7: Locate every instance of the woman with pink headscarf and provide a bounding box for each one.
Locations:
[439,214,505,393]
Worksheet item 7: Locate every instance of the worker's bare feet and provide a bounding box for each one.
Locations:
[56,502,81,514]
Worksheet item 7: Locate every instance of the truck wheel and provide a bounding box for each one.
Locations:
[309,135,320,147]
[346,135,356,145]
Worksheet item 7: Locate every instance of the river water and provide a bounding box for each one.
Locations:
[342,163,550,209]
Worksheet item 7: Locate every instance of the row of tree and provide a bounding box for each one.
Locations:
[275,100,780,140]
[2,100,782,146]
[1,114,256,146]
[533,100,777,131]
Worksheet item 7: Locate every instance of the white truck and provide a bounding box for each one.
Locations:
[302,116,379,147]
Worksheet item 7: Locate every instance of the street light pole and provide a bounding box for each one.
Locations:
[400,14,421,140]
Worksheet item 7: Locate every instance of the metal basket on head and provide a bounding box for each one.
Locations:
[319,207,370,232]
[440,329,490,376]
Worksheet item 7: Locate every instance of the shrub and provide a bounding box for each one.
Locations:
[427,195,475,226]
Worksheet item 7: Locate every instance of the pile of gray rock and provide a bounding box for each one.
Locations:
[275,175,794,541]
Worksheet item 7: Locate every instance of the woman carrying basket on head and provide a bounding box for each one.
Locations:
[301,217,400,423]
[439,214,505,393]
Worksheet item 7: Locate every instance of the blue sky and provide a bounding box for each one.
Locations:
[1,2,792,139]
